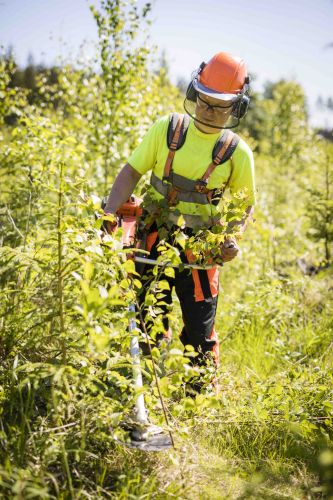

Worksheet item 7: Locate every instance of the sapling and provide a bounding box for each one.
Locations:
[306,142,333,263]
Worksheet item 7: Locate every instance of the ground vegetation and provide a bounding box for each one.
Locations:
[0,1,332,498]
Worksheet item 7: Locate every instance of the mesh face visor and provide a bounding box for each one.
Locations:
[183,90,242,130]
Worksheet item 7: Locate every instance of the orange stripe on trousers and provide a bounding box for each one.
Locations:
[185,249,219,302]
[209,326,219,366]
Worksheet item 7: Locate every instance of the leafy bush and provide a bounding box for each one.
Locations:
[0,1,332,498]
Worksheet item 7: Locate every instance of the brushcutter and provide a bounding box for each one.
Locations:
[102,195,174,451]
[102,195,232,451]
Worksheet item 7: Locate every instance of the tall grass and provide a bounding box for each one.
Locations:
[1,2,333,497]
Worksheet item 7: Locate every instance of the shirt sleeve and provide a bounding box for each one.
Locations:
[127,117,166,175]
[228,138,256,208]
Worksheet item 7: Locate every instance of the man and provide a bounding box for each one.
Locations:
[104,52,255,391]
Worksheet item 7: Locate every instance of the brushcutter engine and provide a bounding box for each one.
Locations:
[101,194,143,248]
[117,195,143,219]
[116,195,143,248]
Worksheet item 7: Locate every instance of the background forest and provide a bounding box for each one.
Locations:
[1,1,333,498]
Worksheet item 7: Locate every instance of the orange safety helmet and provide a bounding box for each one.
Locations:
[184,51,250,128]
[193,52,248,101]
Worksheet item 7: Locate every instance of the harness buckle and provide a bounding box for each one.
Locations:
[195,179,208,193]
[167,186,180,206]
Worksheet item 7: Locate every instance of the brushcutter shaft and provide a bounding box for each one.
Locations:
[128,303,148,424]
[134,256,216,270]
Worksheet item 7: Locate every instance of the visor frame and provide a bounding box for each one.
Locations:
[183,96,241,130]
[193,77,243,103]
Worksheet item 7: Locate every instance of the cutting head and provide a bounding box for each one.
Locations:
[116,423,173,452]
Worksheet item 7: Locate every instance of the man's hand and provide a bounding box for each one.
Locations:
[219,238,239,263]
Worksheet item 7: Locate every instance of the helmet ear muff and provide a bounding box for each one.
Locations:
[185,62,206,102]
[232,94,250,119]
[186,81,198,103]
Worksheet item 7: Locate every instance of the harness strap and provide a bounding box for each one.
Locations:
[168,187,180,206]
[201,131,234,183]
[163,114,185,178]
[167,113,190,150]
[161,114,239,209]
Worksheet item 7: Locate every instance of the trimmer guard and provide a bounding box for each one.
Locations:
[126,423,173,451]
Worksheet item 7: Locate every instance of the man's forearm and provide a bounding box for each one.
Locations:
[104,163,142,214]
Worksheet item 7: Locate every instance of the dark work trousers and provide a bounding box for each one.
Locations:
[136,229,220,367]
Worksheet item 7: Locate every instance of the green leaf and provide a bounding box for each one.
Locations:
[158,280,170,291]
[123,259,136,275]
[164,267,175,278]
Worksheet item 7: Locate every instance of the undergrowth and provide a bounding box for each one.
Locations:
[1,0,333,498]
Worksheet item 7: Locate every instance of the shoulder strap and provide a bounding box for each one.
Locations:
[212,131,240,165]
[167,113,190,150]
[200,131,240,185]
[163,113,190,179]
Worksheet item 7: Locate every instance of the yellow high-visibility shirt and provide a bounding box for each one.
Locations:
[128,115,255,224]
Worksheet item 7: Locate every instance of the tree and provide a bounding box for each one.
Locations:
[23,53,36,90]
[327,97,333,111]
[306,141,333,262]
[90,0,154,191]
[317,95,324,110]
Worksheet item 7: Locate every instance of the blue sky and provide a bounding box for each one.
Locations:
[1,0,333,126]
